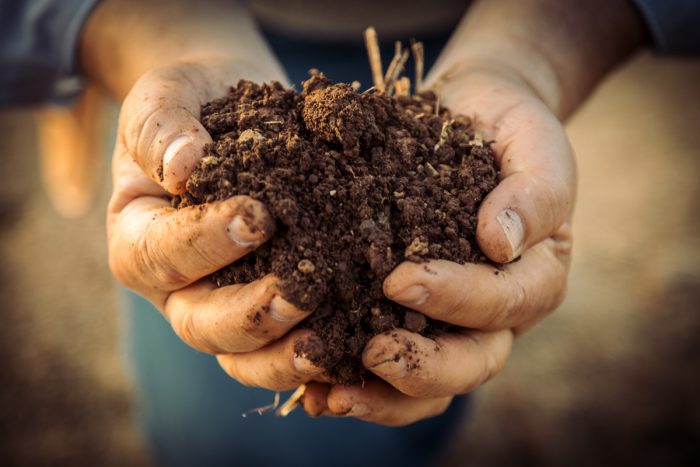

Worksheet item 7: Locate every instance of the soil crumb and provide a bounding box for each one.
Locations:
[176,73,498,384]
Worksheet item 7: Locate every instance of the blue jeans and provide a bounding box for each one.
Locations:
[124,28,470,467]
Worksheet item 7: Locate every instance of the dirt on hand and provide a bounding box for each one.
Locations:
[175,72,498,384]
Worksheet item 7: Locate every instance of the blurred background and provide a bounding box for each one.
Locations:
[0,51,698,466]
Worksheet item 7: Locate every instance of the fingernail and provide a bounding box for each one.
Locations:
[227,215,260,248]
[293,355,320,374]
[391,285,428,306]
[163,134,192,167]
[270,295,305,322]
[345,403,370,417]
[496,208,524,260]
[370,355,407,379]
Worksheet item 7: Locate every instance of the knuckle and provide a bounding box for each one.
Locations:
[400,359,445,398]
[137,233,190,290]
[188,235,226,271]
[171,307,199,348]
[443,291,471,325]
[504,278,528,322]
[482,277,527,330]
[402,371,430,396]
[234,311,269,351]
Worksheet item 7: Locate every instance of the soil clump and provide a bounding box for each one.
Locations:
[176,73,498,384]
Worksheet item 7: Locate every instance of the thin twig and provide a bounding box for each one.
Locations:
[395,77,411,97]
[385,46,410,95]
[434,120,451,152]
[364,27,385,92]
[383,41,402,89]
[276,384,307,417]
[241,392,281,417]
[411,40,424,92]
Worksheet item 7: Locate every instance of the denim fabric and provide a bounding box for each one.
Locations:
[632,0,700,54]
[125,292,469,467]
[2,0,699,108]
[0,0,99,106]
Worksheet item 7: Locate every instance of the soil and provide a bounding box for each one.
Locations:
[175,73,498,384]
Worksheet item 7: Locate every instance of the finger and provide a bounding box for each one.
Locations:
[476,101,576,263]
[384,223,571,332]
[301,382,333,417]
[303,380,452,427]
[120,63,214,193]
[109,192,273,295]
[363,328,513,398]
[165,277,310,354]
[216,330,324,391]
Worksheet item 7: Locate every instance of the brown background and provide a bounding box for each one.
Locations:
[1,51,699,466]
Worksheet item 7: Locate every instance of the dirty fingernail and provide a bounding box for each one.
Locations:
[345,403,370,417]
[270,295,305,322]
[163,134,192,167]
[391,285,428,306]
[227,215,260,247]
[293,355,320,374]
[496,208,524,261]
[370,355,407,379]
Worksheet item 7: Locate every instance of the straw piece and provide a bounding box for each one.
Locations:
[276,384,307,417]
[411,40,424,92]
[383,41,402,88]
[241,392,280,418]
[385,46,410,95]
[395,77,411,97]
[364,27,385,92]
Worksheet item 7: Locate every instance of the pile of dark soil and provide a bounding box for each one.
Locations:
[175,73,498,384]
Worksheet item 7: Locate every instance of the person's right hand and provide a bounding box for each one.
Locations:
[108,59,327,389]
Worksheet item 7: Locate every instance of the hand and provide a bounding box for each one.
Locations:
[107,59,327,389]
[302,66,575,425]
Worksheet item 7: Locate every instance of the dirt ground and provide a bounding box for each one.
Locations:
[0,51,698,466]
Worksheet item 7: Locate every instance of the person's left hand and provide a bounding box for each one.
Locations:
[301,65,575,426]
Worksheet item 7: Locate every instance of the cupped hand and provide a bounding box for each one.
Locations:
[108,59,326,389]
[303,67,575,425]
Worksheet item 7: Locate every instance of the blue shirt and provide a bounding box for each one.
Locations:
[633,0,700,54]
[1,0,700,107]
[0,0,98,106]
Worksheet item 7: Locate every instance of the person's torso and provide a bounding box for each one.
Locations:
[251,0,467,41]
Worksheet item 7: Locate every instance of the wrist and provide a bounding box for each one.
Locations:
[78,0,286,100]
[429,0,647,120]
[425,40,563,117]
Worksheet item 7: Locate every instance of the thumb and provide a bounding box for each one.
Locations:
[119,62,214,194]
[476,105,576,263]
